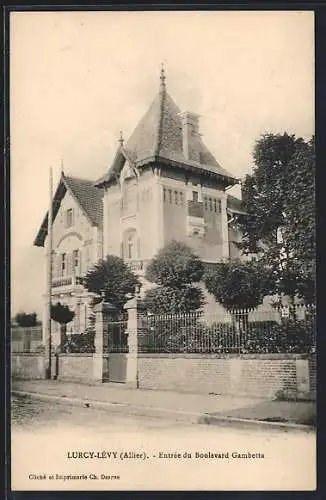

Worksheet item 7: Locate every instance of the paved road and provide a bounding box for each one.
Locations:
[11,394,316,491]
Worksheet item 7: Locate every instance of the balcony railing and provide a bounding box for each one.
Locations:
[125,259,149,273]
[52,275,84,288]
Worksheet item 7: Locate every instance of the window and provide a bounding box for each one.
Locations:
[218,200,222,213]
[73,249,79,269]
[209,198,213,211]
[214,199,217,213]
[163,187,166,202]
[174,191,178,205]
[204,196,208,210]
[192,191,199,202]
[168,189,172,204]
[180,192,184,205]
[66,208,74,228]
[61,253,66,276]
[127,235,134,259]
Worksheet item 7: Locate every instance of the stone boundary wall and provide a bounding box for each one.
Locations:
[11,352,316,401]
[12,353,45,379]
[138,353,316,400]
[56,354,95,383]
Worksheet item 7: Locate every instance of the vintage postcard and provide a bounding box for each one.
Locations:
[10,10,316,491]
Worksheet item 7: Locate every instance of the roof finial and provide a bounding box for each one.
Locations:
[160,62,166,91]
[119,130,124,147]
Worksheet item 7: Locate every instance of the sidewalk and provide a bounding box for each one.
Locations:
[12,379,316,431]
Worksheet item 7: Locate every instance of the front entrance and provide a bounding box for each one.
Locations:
[105,313,129,383]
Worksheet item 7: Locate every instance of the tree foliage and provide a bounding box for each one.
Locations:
[51,302,75,326]
[238,133,315,304]
[84,255,140,312]
[14,312,38,327]
[144,241,205,314]
[204,259,274,311]
[51,302,75,346]
[143,285,204,315]
[145,240,204,287]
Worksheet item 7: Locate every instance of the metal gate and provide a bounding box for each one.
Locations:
[106,313,128,383]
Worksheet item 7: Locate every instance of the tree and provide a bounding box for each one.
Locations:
[204,259,275,330]
[143,285,204,315]
[50,302,75,346]
[238,133,315,305]
[205,259,274,310]
[144,240,205,314]
[84,255,140,313]
[14,312,38,327]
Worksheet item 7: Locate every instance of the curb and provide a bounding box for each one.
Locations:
[12,390,315,433]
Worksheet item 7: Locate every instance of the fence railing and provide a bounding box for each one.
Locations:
[138,305,316,354]
[106,312,129,353]
[11,326,43,353]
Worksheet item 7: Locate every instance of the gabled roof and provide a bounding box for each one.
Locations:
[34,173,103,247]
[95,79,238,187]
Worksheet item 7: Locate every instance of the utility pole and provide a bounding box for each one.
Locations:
[45,167,53,379]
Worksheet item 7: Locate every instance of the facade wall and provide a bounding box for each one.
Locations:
[138,354,315,400]
[104,184,121,257]
[103,168,161,261]
[102,162,238,267]
[161,173,228,262]
[43,191,102,341]
[50,191,101,277]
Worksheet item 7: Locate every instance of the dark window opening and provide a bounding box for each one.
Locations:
[66,208,74,228]
[61,253,66,276]
[73,249,79,268]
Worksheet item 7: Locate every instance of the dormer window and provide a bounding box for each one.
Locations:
[66,208,74,228]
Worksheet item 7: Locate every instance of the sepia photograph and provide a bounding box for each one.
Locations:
[10,10,316,491]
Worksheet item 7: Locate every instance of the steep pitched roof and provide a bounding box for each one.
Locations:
[34,174,103,247]
[95,83,238,187]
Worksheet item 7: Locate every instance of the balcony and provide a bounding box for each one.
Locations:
[52,275,84,289]
[187,200,205,237]
[124,259,149,275]
[187,200,204,218]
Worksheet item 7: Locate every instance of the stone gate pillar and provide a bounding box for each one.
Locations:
[93,301,116,382]
[124,295,145,388]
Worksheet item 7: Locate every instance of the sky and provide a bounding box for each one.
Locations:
[10,10,314,318]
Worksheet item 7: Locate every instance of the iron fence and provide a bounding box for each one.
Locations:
[11,326,43,353]
[138,305,316,354]
[107,312,129,353]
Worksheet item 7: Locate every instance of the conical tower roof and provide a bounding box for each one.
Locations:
[95,69,237,187]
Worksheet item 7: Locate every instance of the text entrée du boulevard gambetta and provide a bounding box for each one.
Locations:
[66,450,265,460]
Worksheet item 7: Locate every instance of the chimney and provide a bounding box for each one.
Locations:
[178,111,200,161]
